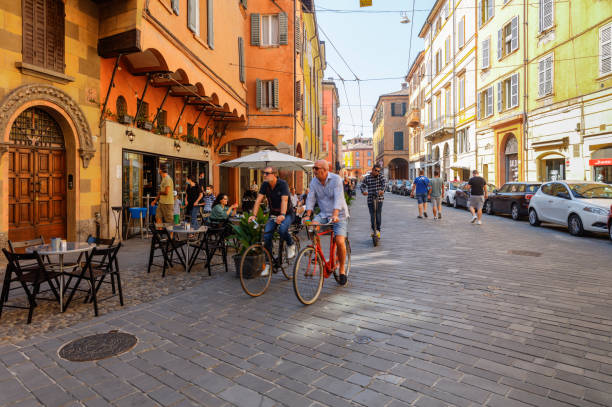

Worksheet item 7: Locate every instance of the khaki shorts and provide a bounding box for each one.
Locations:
[468,195,485,210]
[156,204,174,224]
[431,196,442,207]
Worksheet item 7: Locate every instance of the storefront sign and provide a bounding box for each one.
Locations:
[360,0,372,6]
[589,158,612,166]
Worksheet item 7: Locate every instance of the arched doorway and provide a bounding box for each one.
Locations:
[433,146,441,178]
[537,152,566,181]
[8,108,67,241]
[443,143,450,181]
[388,158,409,179]
[503,134,519,183]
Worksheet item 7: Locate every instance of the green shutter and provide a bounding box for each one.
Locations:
[391,103,396,116]
[238,37,245,83]
[207,0,214,49]
[279,12,288,45]
[273,79,279,108]
[251,13,260,46]
[256,79,262,109]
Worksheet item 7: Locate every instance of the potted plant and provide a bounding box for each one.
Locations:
[229,208,268,278]
[118,114,133,125]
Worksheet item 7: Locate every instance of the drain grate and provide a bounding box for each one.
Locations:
[508,250,542,257]
[354,336,373,344]
[59,331,137,362]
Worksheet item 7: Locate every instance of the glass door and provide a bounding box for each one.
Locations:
[122,151,143,207]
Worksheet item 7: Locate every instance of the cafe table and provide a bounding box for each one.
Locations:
[166,225,207,272]
[27,242,94,312]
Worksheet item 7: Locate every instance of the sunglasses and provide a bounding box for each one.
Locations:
[313,167,322,171]
[263,171,273,175]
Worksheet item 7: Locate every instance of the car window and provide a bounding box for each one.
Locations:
[551,183,570,198]
[516,184,526,193]
[499,184,509,193]
[568,183,612,199]
[540,183,552,195]
[526,184,540,193]
[508,184,518,193]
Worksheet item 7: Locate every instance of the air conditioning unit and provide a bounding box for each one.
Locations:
[219,143,231,155]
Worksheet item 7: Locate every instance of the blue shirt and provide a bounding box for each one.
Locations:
[414,176,430,195]
[306,172,349,219]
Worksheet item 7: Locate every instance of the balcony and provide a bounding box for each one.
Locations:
[407,109,420,128]
[424,115,454,141]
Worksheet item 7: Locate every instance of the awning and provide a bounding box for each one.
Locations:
[531,137,568,149]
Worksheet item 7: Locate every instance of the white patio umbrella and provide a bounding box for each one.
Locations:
[218,150,314,171]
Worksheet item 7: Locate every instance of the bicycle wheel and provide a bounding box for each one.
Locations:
[239,244,273,297]
[279,233,300,280]
[333,238,351,283]
[293,246,324,305]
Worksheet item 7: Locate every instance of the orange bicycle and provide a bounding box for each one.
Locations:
[293,221,351,305]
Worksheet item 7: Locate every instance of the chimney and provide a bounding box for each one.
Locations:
[401,82,407,89]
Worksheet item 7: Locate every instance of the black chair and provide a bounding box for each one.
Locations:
[201,219,231,275]
[82,235,117,294]
[64,243,123,316]
[1,249,61,324]
[146,225,186,277]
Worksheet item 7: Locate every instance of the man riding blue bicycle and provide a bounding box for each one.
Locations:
[360,164,386,239]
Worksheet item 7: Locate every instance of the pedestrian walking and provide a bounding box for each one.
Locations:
[360,163,386,238]
[198,172,207,193]
[466,169,488,225]
[429,170,445,220]
[151,164,174,225]
[185,174,203,230]
[411,169,430,218]
[201,185,215,214]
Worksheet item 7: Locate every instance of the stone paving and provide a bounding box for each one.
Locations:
[1,194,612,407]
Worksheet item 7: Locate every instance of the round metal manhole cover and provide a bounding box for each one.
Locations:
[58,331,137,362]
[354,336,373,344]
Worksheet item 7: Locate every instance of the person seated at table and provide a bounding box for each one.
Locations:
[209,193,238,223]
[241,183,258,213]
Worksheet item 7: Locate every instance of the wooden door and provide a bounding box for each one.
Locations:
[8,107,66,242]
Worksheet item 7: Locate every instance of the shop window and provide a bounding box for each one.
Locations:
[22,0,65,73]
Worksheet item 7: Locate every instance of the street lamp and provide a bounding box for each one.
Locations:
[125,130,135,143]
[174,140,181,153]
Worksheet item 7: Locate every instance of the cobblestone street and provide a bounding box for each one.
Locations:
[1,194,612,407]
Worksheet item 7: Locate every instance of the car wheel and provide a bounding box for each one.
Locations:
[609,225,612,241]
[485,200,494,215]
[568,214,584,237]
[446,197,450,206]
[528,209,540,226]
[511,203,520,220]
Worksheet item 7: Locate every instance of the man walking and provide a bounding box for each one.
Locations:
[429,170,445,220]
[151,164,174,225]
[360,164,386,238]
[466,169,488,225]
[411,169,430,218]
[185,174,203,230]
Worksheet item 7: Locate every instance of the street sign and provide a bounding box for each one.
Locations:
[589,158,612,166]
[360,0,372,7]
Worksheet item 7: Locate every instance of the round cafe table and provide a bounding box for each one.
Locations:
[27,242,94,312]
[166,225,207,272]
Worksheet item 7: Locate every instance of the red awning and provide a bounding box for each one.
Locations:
[589,158,612,166]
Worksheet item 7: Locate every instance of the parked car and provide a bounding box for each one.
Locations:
[528,181,612,236]
[454,183,496,209]
[443,181,463,206]
[608,204,612,241]
[391,180,404,194]
[485,182,541,220]
[386,181,394,192]
[400,180,413,196]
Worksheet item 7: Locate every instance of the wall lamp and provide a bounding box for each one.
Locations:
[174,140,181,153]
[125,130,135,143]
[203,150,209,159]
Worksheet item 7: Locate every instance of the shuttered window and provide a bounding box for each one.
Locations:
[458,17,465,49]
[279,12,288,45]
[498,73,519,111]
[261,14,279,46]
[22,0,65,73]
[540,0,553,32]
[251,14,260,46]
[478,87,493,119]
[538,54,553,97]
[478,0,494,27]
[256,79,279,109]
[499,16,519,59]
[600,23,612,76]
[238,37,245,83]
[394,132,404,151]
[482,38,490,69]
[295,81,302,111]
[187,0,199,35]
[207,0,214,49]
[295,17,301,51]
[171,0,179,14]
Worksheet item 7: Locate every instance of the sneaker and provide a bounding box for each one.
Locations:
[433,217,437,221]
[376,230,381,239]
[260,265,270,277]
[470,215,478,223]
[417,215,423,219]
[287,244,296,259]
[438,213,442,219]
[423,212,428,218]
[338,273,347,286]
[477,220,482,225]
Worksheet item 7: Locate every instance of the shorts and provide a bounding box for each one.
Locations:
[469,195,485,210]
[312,215,348,237]
[431,196,442,207]
[156,204,174,224]
[416,193,428,204]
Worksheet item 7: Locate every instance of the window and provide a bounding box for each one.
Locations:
[540,0,553,32]
[477,87,493,119]
[157,110,167,130]
[435,18,442,35]
[444,87,451,117]
[478,0,494,27]
[22,0,65,73]
[295,81,302,111]
[368,160,372,167]
[187,123,194,138]
[136,99,149,125]
[207,0,214,48]
[198,126,205,141]
[116,96,127,117]
[187,0,199,35]
[538,54,553,97]
[445,36,450,65]
[391,103,406,116]
[458,17,465,49]
[238,37,245,83]
[482,38,490,69]
[355,160,360,167]
[356,151,360,157]
[457,128,469,153]
[394,132,404,150]
[262,15,279,46]
[458,75,465,111]
[368,151,372,156]
[171,0,179,14]
[497,73,519,111]
[600,23,612,76]
[435,50,442,75]
[498,17,519,59]
[435,93,441,120]
[256,79,279,109]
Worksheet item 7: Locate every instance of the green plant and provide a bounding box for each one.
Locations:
[345,192,354,206]
[228,208,269,254]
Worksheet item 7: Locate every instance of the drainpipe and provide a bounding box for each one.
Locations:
[293,0,297,186]
[452,0,456,181]
[522,0,529,181]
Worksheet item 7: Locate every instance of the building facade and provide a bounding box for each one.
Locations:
[406,51,426,180]
[322,80,340,170]
[371,85,410,180]
[342,137,373,179]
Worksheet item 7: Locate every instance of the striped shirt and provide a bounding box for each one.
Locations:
[359,173,387,203]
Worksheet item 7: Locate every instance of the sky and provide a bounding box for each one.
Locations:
[316,0,431,140]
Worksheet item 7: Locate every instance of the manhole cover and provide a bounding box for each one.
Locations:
[508,250,541,257]
[354,336,373,344]
[58,331,137,362]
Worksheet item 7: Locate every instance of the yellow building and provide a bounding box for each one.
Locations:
[526,0,612,183]
[0,0,101,245]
